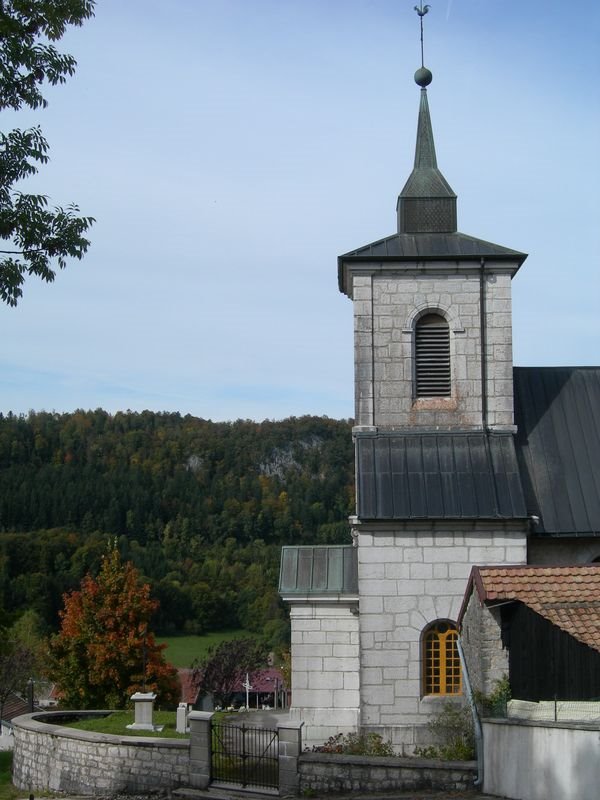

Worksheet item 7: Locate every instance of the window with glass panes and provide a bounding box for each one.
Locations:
[423,621,461,695]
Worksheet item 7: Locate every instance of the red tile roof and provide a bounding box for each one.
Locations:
[177,667,286,705]
[464,565,600,653]
[1,693,34,722]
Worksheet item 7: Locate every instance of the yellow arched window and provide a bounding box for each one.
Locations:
[423,621,462,696]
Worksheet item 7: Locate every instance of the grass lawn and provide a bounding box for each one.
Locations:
[157,629,258,668]
[0,752,18,800]
[65,710,187,738]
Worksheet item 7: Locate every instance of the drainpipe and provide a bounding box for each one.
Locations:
[479,258,488,431]
[457,636,483,789]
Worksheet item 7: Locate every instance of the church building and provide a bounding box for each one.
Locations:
[279,40,600,752]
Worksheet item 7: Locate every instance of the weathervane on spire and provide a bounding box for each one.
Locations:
[413,3,433,88]
[414,3,431,67]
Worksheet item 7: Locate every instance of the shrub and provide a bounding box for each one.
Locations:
[311,731,395,756]
[414,701,475,761]
[475,674,511,718]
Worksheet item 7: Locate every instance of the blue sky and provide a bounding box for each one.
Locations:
[1,0,599,421]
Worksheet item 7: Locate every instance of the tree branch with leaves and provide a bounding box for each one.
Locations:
[192,638,269,708]
[0,0,96,306]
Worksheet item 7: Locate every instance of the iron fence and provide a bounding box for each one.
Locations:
[212,720,278,790]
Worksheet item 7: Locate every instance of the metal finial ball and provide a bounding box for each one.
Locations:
[414,67,433,87]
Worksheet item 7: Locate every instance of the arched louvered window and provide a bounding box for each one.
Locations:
[423,620,462,696]
[415,313,450,397]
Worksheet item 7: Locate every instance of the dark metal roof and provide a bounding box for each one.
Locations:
[337,231,527,294]
[356,432,527,521]
[514,367,600,536]
[340,230,526,261]
[397,87,457,235]
[279,545,358,597]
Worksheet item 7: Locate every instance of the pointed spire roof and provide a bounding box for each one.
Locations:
[337,59,528,298]
[397,71,457,233]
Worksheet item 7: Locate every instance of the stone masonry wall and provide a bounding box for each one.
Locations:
[356,521,527,752]
[460,590,508,697]
[299,751,476,794]
[289,601,360,749]
[12,713,190,795]
[353,268,515,430]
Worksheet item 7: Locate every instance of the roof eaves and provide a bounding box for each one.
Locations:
[280,593,359,604]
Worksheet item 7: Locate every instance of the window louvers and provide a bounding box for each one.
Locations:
[415,314,450,397]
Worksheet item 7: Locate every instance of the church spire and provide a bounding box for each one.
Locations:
[396,6,457,234]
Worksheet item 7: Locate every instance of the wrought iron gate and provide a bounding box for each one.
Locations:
[212,720,279,790]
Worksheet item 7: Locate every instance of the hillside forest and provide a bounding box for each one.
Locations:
[0,410,354,651]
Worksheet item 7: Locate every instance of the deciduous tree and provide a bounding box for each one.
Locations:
[0,626,37,721]
[192,638,268,707]
[0,0,95,305]
[49,544,178,709]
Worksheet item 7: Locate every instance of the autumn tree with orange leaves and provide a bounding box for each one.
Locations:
[49,544,178,709]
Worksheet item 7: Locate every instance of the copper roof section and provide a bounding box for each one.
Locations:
[463,565,600,653]
[279,545,358,597]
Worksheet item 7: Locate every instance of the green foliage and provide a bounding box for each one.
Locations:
[0,0,95,305]
[49,544,179,709]
[474,674,511,718]
[157,631,258,669]
[192,638,269,707]
[64,710,187,738]
[0,625,36,720]
[414,702,475,761]
[0,411,354,640]
[0,751,18,800]
[311,731,395,757]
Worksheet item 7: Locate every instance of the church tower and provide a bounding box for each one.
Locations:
[279,6,536,754]
[339,65,527,433]
[338,20,531,751]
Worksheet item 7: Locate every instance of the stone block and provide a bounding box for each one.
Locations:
[293,657,323,672]
[360,595,384,614]
[333,689,361,708]
[360,579,398,596]
[309,671,344,690]
[321,617,359,632]
[385,562,410,579]
[468,546,506,562]
[360,613,394,632]
[362,650,407,668]
[360,562,386,579]
[409,562,433,579]
[423,546,468,563]
[333,643,359,658]
[432,562,449,578]
[323,656,360,672]
[396,579,425,595]
[293,689,333,707]
[362,684,395,706]
[344,671,360,691]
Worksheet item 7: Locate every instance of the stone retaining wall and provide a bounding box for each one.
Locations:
[12,711,190,795]
[299,751,477,794]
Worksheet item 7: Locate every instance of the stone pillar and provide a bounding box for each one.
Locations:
[188,711,214,789]
[278,719,303,796]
